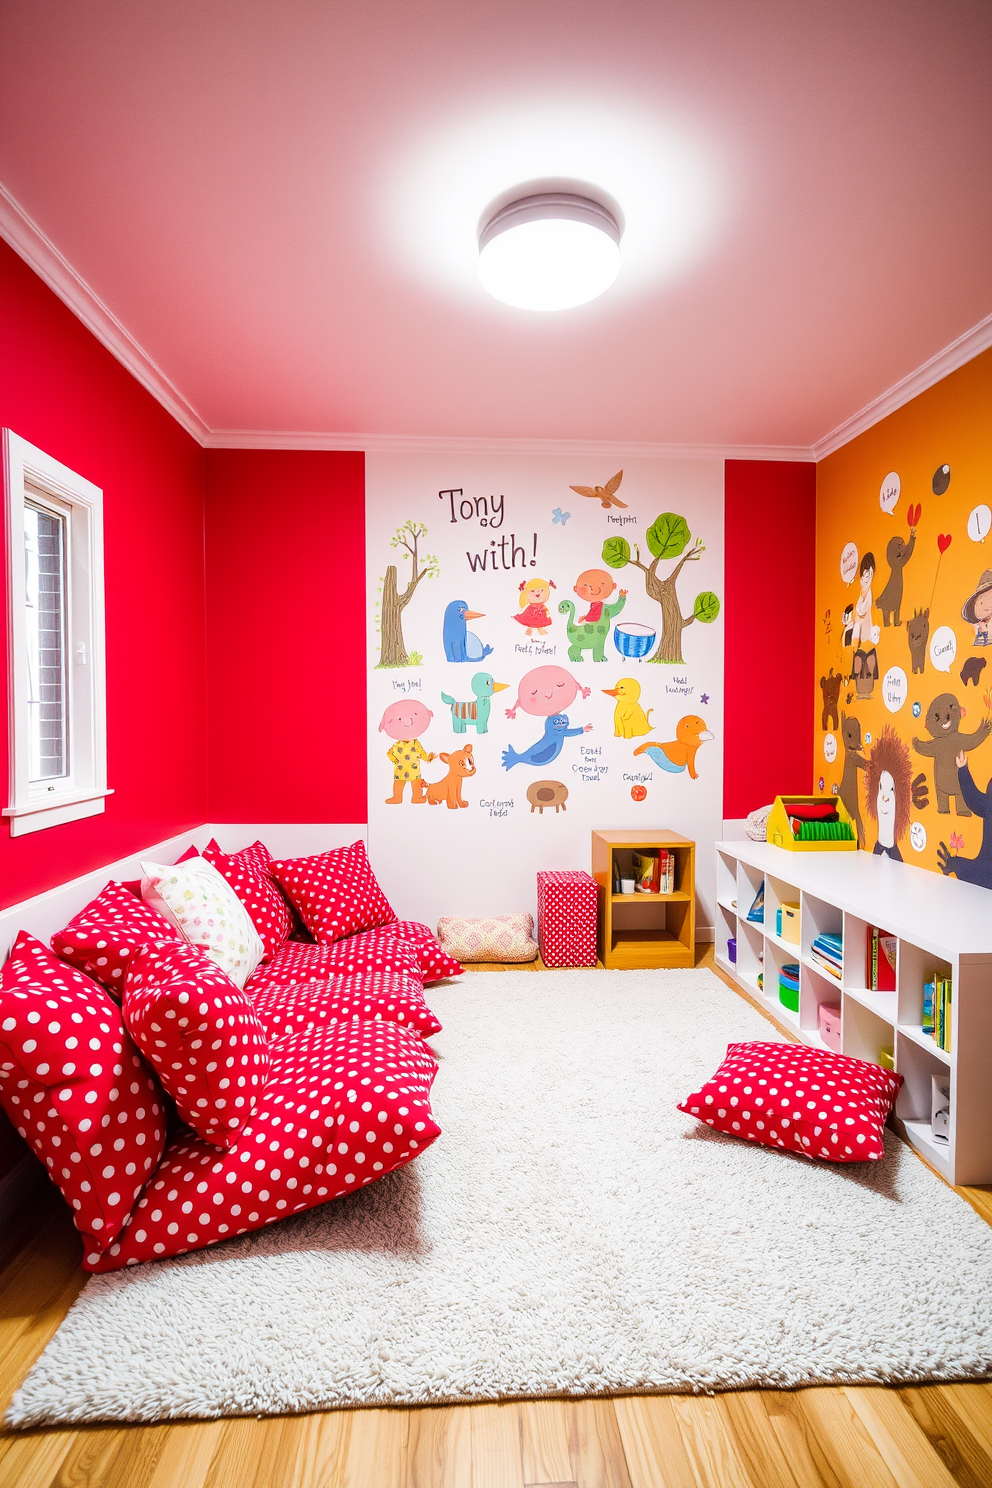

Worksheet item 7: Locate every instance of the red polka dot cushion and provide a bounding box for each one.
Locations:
[51,882,181,997]
[244,934,424,997]
[249,970,442,1042]
[677,1041,903,1162]
[268,842,396,945]
[0,932,167,1252]
[87,1016,440,1270]
[202,839,293,961]
[123,943,271,1149]
[373,921,463,983]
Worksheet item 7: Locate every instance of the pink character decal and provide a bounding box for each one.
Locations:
[505,665,592,720]
[379,700,436,805]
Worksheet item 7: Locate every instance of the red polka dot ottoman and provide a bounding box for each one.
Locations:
[536,870,598,968]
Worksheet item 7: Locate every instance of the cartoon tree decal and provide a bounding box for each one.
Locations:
[602,512,720,664]
[377,520,439,668]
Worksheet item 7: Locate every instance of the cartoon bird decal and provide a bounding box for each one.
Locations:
[603,678,654,739]
[502,713,591,770]
[569,470,627,510]
[633,715,714,780]
[442,600,493,663]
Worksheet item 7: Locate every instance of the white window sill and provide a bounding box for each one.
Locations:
[3,788,114,837]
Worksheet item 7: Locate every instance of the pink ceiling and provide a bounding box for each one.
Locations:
[0,0,989,447]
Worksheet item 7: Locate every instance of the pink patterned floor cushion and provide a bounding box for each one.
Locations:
[677,1041,904,1163]
[52,882,181,996]
[203,839,293,961]
[268,841,396,944]
[0,933,167,1252]
[245,935,425,995]
[436,914,537,964]
[123,943,271,1148]
[88,1016,440,1270]
[249,970,443,1042]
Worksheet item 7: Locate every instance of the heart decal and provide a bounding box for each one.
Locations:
[938,533,952,554]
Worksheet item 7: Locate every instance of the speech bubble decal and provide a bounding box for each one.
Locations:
[840,541,858,585]
[930,625,957,673]
[968,505,991,543]
[879,472,901,514]
[910,821,927,853]
[882,666,908,713]
[824,733,837,763]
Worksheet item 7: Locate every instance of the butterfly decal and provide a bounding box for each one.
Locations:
[552,508,571,526]
[569,470,627,510]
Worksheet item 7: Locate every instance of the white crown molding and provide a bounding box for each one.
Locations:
[0,182,210,444]
[812,311,992,461]
[204,428,816,460]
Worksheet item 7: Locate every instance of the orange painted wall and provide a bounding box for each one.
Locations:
[814,348,992,881]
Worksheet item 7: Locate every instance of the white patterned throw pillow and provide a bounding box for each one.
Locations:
[140,856,265,988]
[436,913,538,963]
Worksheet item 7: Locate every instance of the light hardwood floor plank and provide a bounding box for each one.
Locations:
[612,1395,701,1488]
[720,1390,831,1488]
[407,1404,473,1488]
[894,1386,992,1488]
[668,1395,758,1488]
[0,1427,76,1488]
[519,1400,573,1487]
[565,1400,632,1488]
[143,1420,228,1488]
[794,1389,901,1488]
[842,1386,960,1488]
[470,1402,524,1488]
[934,1383,992,1460]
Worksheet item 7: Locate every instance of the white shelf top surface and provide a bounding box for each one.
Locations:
[718,841,992,958]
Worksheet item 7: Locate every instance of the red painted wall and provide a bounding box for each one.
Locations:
[724,459,816,819]
[204,449,366,823]
[0,240,207,909]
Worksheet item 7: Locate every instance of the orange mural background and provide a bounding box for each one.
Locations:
[814,348,992,883]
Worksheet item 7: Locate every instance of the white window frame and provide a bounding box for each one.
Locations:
[4,430,111,836]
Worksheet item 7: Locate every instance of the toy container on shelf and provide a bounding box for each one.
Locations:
[775,902,801,943]
[727,936,737,964]
[536,870,598,968]
[817,1002,842,1051]
[779,962,801,1013]
[765,796,857,852]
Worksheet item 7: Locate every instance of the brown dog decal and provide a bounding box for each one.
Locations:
[426,745,476,809]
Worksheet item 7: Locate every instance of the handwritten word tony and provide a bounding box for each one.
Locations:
[440,488,505,529]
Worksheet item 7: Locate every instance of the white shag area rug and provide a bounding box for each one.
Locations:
[9,969,992,1426]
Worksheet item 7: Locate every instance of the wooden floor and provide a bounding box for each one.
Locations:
[2,950,991,1488]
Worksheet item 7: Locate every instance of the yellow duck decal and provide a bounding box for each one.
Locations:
[602,677,654,739]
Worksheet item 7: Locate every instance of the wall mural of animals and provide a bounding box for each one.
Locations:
[876,505,920,627]
[441,673,508,733]
[633,716,713,780]
[838,712,867,847]
[526,780,569,814]
[603,678,654,738]
[906,608,930,675]
[819,668,842,730]
[426,745,476,808]
[502,713,592,771]
[558,570,627,662]
[912,693,992,815]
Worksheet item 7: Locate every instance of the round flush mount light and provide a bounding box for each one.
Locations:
[477,192,622,311]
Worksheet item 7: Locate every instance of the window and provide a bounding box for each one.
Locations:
[4,431,110,836]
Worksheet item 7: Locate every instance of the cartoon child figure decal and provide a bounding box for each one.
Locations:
[962,569,992,648]
[865,727,912,862]
[512,576,556,637]
[849,551,877,654]
[379,700,436,804]
[573,569,622,624]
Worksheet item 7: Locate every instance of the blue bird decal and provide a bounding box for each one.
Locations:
[501,712,590,770]
[552,508,571,526]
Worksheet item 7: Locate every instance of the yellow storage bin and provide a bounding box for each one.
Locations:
[776,902,800,944]
[766,796,857,853]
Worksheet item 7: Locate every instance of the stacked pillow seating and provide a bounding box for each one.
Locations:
[0,839,451,1270]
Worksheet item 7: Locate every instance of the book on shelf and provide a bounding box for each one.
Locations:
[924,972,952,1052]
[810,931,842,981]
[865,926,897,992]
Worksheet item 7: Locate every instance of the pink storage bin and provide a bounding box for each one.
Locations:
[818,1002,842,1051]
[536,870,598,968]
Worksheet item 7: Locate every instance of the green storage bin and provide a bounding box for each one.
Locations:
[779,981,800,1012]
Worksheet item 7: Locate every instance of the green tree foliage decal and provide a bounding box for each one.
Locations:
[602,512,720,664]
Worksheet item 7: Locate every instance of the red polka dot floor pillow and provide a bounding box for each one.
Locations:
[249,969,443,1042]
[202,839,293,961]
[0,933,167,1253]
[371,921,463,983]
[678,1041,903,1162]
[268,841,396,945]
[88,1016,440,1270]
[245,935,425,998]
[123,942,271,1148]
[52,882,181,997]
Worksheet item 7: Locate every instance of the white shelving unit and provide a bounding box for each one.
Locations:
[715,839,992,1186]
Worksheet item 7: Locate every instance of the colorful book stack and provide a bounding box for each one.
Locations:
[779,962,800,1013]
[923,973,953,1053]
[865,927,897,991]
[810,931,842,981]
[659,851,675,894]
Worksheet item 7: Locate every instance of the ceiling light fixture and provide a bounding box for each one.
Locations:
[477,192,622,311]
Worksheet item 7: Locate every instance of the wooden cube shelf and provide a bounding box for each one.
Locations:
[591,829,696,969]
